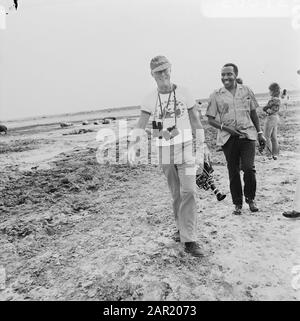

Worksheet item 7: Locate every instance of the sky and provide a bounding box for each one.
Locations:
[0,0,300,120]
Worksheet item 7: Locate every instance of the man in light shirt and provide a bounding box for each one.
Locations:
[206,63,266,215]
[128,56,208,257]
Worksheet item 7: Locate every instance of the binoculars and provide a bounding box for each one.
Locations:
[152,121,180,140]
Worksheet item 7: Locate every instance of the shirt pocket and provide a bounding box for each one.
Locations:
[240,96,251,111]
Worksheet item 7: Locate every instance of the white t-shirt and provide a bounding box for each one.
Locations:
[281,94,289,105]
[140,85,195,146]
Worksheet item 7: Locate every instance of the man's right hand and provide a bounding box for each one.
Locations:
[224,125,244,137]
[127,111,151,166]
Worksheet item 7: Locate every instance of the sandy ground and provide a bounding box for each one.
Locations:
[0,106,300,301]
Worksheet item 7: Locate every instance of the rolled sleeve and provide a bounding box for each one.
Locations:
[140,106,152,115]
[140,94,156,115]
[247,87,259,110]
[206,92,218,118]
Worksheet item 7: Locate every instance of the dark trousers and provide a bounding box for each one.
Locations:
[222,136,256,206]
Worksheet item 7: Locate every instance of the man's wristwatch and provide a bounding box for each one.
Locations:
[257,131,263,135]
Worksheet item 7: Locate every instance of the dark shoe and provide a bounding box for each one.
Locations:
[249,201,259,212]
[172,230,180,242]
[282,210,300,218]
[246,199,259,212]
[232,204,242,215]
[184,242,203,257]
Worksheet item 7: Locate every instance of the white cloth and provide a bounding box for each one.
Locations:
[281,95,289,105]
[140,85,195,146]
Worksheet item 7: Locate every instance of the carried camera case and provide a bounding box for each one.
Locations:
[196,160,226,201]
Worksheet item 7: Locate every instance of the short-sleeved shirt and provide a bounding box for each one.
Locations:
[206,84,258,146]
[141,85,195,146]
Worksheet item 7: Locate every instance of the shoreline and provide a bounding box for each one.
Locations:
[2,89,300,126]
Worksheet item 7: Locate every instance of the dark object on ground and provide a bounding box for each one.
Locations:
[0,124,8,134]
[184,242,203,257]
[60,122,73,128]
[62,129,94,135]
[102,117,116,124]
[282,210,300,218]
[82,121,89,125]
[94,120,100,125]
[196,160,226,201]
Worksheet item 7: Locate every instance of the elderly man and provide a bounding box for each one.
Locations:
[128,56,208,257]
[206,63,266,215]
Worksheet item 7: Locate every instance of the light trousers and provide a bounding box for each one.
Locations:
[159,140,197,243]
[264,114,280,156]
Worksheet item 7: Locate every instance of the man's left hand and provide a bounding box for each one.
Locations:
[196,143,211,166]
[203,143,211,163]
[258,132,266,147]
